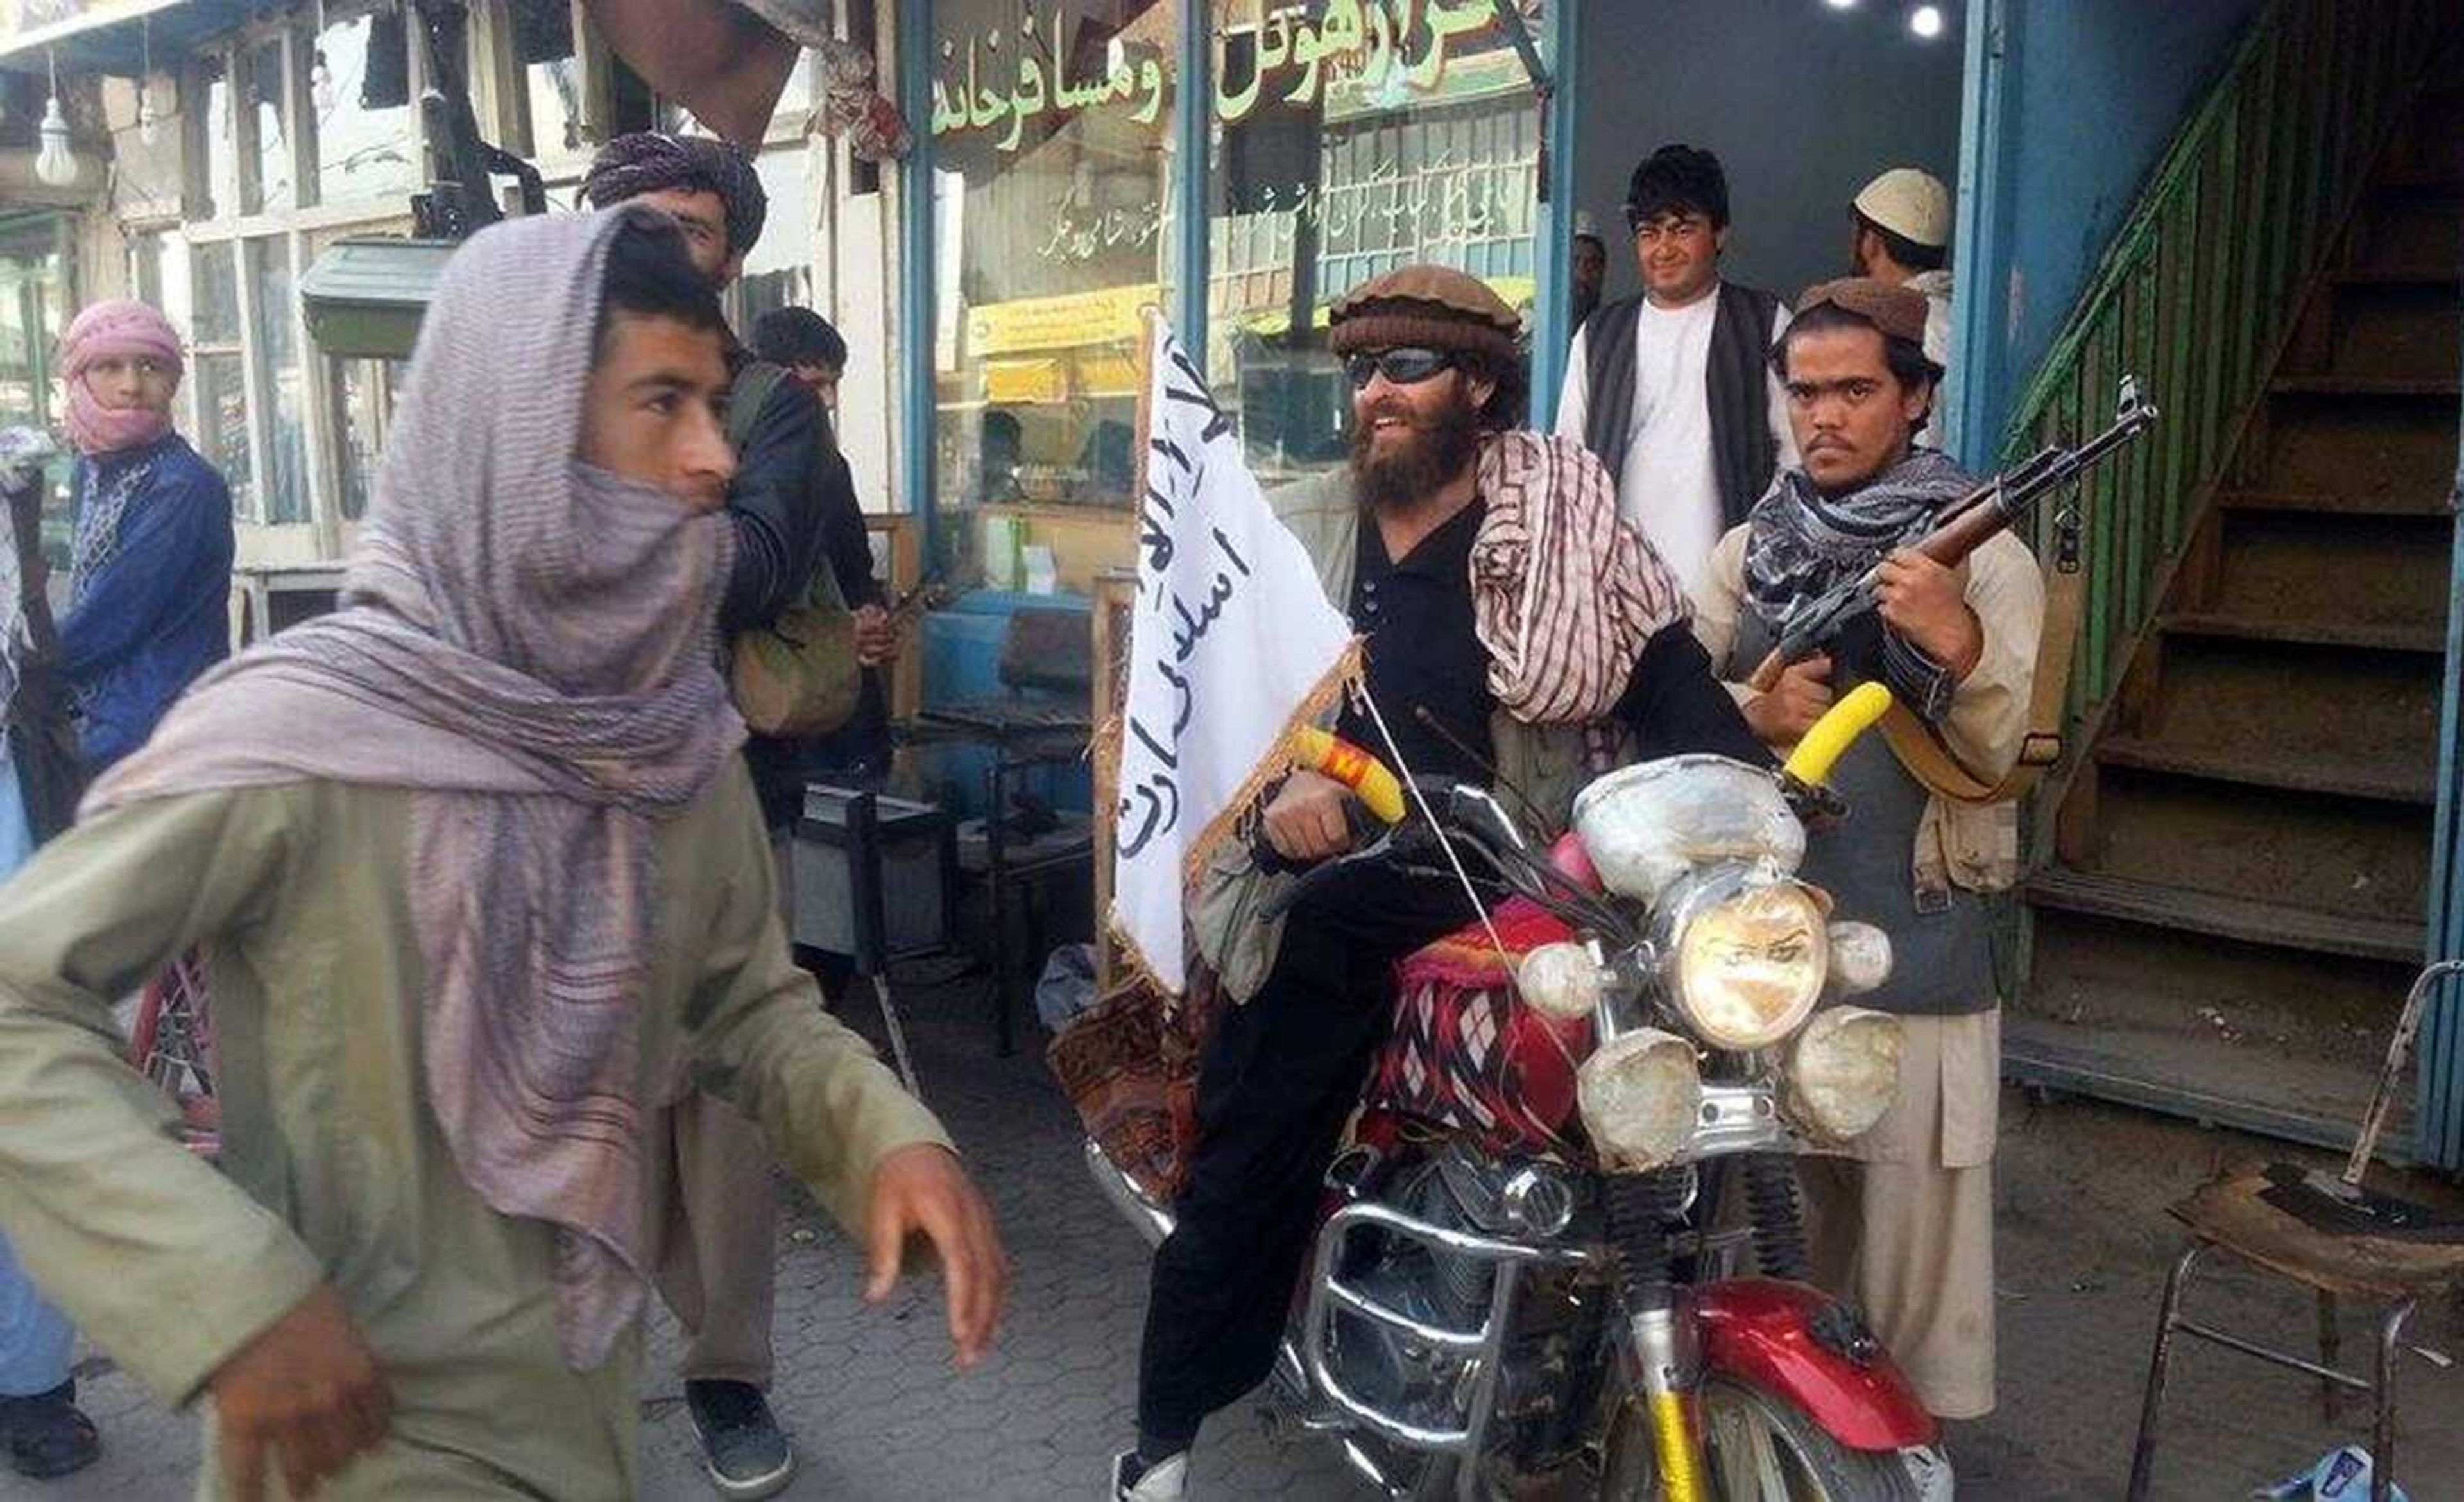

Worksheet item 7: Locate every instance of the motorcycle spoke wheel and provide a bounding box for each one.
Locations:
[1706,1390,1806,1499]
[1604,1379,1919,1502]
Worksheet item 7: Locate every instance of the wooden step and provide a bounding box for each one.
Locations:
[2164,612,2447,655]
[2257,398,2458,503]
[2026,868,2426,963]
[2216,488,2454,518]
[2271,374,2463,399]
[2003,1014,2406,1159]
[2098,735,2437,805]
[2078,768,2432,929]
[2130,635,2443,780]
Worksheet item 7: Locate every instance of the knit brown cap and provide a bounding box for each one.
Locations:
[1795,277,1930,348]
[1328,265,1522,361]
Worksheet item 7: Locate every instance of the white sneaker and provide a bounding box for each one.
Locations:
[1109,1450,1188,1501]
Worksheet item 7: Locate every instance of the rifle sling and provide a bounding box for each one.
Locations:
[1874,554,2083,806]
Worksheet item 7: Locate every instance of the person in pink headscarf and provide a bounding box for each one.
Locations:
[51,298,234,776]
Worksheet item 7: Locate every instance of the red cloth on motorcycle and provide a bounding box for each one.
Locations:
[1365,896,1595,1157]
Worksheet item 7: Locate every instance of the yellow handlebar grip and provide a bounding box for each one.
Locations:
[1288,725,1408,825]
[1781,682,1895,789]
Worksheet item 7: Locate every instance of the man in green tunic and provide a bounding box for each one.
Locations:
[0,207,1007,1499]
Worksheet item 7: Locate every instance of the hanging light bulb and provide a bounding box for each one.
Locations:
[1908,4,1946,39]
[35,51,76,187]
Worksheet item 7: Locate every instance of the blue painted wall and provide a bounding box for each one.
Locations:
[1962,0,2264,453]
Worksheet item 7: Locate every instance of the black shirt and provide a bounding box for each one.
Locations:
[1333,496,1771,791]
[1337,498,1497,784]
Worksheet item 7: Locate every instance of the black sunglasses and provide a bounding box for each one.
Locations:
[1343,347,1456,390]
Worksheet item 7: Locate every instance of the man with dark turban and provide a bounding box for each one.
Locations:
[1113,266,1768,1501]
[582,132,860,1498]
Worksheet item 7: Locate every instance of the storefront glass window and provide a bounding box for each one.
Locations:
[244,237,311,524]
[1206,1,1543,487]
[187,242,253,519]
[202,54,239,220]
[248,40,297,215]
[312,6,419,205]
[928,0,1179,592]
[737,147,814,329]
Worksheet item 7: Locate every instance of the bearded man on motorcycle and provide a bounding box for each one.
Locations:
[1693,277,2044,1426]
[1113,266,1773,1502]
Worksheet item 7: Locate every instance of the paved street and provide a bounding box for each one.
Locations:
[35,959,2464,1500]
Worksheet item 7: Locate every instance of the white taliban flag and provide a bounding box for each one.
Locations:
[1109,318,1358,994]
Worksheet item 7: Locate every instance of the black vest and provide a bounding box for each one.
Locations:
[1578,281,1786,531]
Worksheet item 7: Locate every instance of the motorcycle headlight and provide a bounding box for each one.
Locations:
[1672,882,1829,1049]
[1786,1006,1905,1142]
[1517,941,1606,1023]
[1825,920,1894,997]
[1576,1028,1702,1170]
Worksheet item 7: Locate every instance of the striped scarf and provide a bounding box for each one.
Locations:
[83,209,743,1370]
[1469,431,1689,726]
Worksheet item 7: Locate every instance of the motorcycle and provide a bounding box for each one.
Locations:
[1086,684,1950,1500]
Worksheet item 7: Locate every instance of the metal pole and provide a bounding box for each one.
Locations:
[1527,0,1575,429]
[1173,0,1210,349]
[898,0,939,567]
[2417,401,2464,1173]
[1945,0,2013,467]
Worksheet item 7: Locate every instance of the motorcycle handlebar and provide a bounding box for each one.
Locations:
[1287,726,1409,824]
[1779,682,1894,789]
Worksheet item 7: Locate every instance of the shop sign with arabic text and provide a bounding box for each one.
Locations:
[931,0,1514,149]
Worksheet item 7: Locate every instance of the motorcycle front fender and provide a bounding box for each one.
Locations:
[1691,1278,1938,1453]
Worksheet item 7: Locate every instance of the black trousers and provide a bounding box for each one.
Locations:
[1135,866,1476,1454]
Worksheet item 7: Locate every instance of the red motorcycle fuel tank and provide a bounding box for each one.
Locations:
[1693,1278,1938,1452]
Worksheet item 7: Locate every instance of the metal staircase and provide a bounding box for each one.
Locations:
[2001,0,2461,1151]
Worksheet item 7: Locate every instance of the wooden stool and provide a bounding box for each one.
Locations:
[2125,960,2464,1502]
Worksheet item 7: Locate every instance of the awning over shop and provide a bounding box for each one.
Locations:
[0,0,291,75]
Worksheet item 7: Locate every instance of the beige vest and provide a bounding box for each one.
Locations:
[1185,470,1610,1003]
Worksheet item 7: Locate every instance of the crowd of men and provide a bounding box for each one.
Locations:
[0,128,2013,1502]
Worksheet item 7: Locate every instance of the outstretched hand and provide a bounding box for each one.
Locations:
[864,1143,1010,1370]
[208,1283,391,1501]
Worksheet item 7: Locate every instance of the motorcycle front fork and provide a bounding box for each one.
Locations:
[1607,1154,1812,1502]
[1605,1170,1707,1502]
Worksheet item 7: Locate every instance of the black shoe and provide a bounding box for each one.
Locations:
[0,1380,99,1480]
[684,1379,794,1500]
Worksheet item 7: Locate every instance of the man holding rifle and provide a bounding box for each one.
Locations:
[1693,277,2043,1426]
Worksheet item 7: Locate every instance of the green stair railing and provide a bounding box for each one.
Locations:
[1998,0,2450,735]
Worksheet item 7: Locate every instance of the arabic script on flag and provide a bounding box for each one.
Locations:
[1111,320,1357,993]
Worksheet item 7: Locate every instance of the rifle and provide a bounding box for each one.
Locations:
[1746,376,2159,694]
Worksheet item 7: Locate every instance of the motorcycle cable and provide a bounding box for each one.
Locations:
[1408,704,1556,842]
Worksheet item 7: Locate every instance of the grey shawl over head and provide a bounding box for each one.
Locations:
[85,207,745,1369]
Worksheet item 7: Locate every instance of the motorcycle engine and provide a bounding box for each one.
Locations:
[1330,1145,1614,1472]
